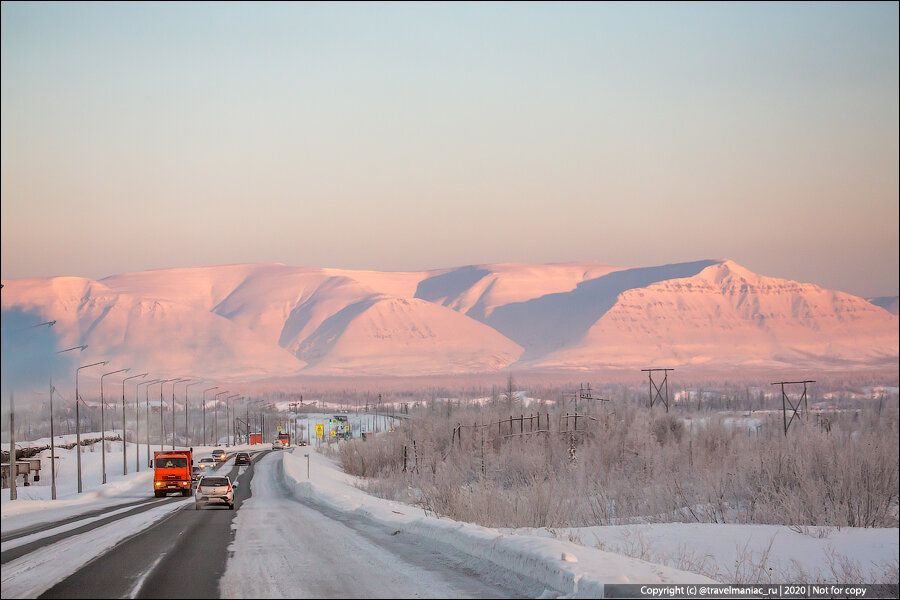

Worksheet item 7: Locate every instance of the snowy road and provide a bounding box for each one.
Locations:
[220,452,537,599]
[4,449,541,599]
[35,454,258,600]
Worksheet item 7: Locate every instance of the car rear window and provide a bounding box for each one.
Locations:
[201,477,229,486]
[158,457,187,468]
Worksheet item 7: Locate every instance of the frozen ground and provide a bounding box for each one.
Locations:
[505,523,899,584]
[222,448,713,598]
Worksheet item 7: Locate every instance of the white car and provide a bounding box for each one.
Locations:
[271,441,282,450]
[195,475,237,510]
[197,457,217,471]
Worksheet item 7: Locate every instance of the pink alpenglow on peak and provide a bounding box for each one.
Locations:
[1,260,896,380]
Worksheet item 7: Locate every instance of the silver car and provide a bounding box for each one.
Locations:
[195,475,237,510]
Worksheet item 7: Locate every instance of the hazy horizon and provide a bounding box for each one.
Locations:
[2,2,898,297]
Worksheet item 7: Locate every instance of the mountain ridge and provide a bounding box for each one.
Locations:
[2,259,896,380]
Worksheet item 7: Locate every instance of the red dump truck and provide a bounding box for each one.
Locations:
[153,449,193,497]
[277,432,290,447]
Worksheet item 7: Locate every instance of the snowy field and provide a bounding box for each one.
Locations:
[265,447,898,591]
[507,523,899,584]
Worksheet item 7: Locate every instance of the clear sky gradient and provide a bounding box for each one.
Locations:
[2,2,897,297]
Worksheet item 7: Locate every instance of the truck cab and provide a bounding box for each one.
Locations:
[153,450,193,497]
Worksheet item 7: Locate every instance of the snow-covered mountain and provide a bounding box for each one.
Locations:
[2,260,896,379]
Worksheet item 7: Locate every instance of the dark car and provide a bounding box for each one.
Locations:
[191,466,202,482]
[234,452,251,466]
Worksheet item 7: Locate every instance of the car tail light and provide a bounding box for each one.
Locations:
[227,483,232,492]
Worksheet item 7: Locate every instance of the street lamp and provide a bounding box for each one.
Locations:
[146,380,168,467]
[214,391,229,445]
[121,373,147,476]
[99,368,129,484]
[225,395,240,446]
[75,360,108,493]
[159,379,183,452]
[135,379,159,472]
[201,387,218,445]
[171,379,191,450]
[184,380,204,446]
[48,344,87,500]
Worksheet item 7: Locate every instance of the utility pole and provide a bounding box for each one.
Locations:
[9,392,16,501]
[100,368,129,484]
[185,381,203,446]
[771,380,816,436]
[76,361,108,493]
[202,387,218,446]
[49,382,57,500]
[121,373,147,476]
[135,379,159,473]
[641,368,674,413]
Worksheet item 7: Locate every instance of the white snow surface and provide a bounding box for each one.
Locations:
[222,449,713,598]
[1,498,192,599]
[509,523,899,584]
[4,259,896,379]
[1,440,256,532]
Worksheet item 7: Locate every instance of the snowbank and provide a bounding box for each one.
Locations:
[508,523,899,584]
[1,440,255,532]
[1,498,192,599]
[280,450,713,597]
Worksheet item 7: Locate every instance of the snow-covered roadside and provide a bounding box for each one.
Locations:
[505,523,899,584]
[2,440,259,533]
[280,449,714,598]
[1,497,192,599]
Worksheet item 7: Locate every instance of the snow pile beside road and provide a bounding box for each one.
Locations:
[510,523,900,584]
[281,450,713,597]
[1,498,192,599]
[1,442,156,531]
[1,441,251,531]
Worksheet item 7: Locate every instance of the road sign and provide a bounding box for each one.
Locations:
[315,424,324,439]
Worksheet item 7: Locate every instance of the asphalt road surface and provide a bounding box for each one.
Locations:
[7,450,539,599]
[38,453,263,599]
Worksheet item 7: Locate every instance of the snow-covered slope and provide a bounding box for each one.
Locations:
[3,275,304,379]
[415,262,620,319]
[297,296,523,375]
[535,261,899,370]
[2,260,896,378]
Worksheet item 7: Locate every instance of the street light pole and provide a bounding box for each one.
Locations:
[135,379,159,473]
[121,373,147,476]
[75,361,108,493]
[201,387,217,446]
[214,391,228,445]
[49,345,87,501]
[225,395,240,446]
[100,368,129,484]
[184,380,203,446]
[171,379,189,449]
[158,379,180,452]
[146,380,166,467]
